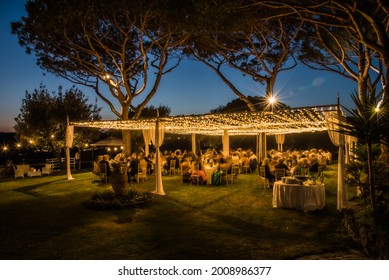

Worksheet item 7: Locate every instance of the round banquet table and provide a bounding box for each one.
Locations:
[204,166,217,185]
[272,180,325,212]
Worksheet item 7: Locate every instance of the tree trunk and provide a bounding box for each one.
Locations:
[122,130,131,156]
[121,105,131,156]
[366,141,378,222]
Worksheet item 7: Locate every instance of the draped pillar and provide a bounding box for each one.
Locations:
[65,125,74,180]
[142,129,151,156]
[325,111,347,210]
[258,132,267,161]
[222,130,229,157]
[150,116,165,195]
[275,134,285,151]
[191,133,196,154]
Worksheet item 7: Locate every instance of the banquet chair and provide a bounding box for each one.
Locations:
[219,166,232,185]
[242,164,251,174]
[169,160,177,176]
[300,168,310,176]
[13,166,24,179]
[259,166,269,189]
[136,164,148,183]
[41,164,53,175]
[274,168,286,181]
[180,165,191,184]
[99,163,108,184]
[191,173,201,185]
[233,163,240,176]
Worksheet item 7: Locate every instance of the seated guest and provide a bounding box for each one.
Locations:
[309,157,320,172]
[275,158,289,172]
[260,158,275,182]
[291,158,308,175]
[192,164,207,184]
[181,158,192,175]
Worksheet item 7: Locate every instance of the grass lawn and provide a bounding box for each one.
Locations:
[0,164,365,260]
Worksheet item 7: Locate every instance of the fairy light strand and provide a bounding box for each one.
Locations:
[69,106,337,136]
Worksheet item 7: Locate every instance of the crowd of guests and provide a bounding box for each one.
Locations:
[93,147,331,185]
[259,148,331,185]
[93,152,153,182]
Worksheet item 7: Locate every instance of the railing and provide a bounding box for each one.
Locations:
[46,158,75,171]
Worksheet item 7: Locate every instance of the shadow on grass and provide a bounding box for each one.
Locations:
[0,168,366,260]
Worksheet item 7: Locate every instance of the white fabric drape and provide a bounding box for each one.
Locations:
[142,129,151,156]
[275,134,285,151]
[345,135,358,164]
[222,130,230,157]
[257,132,267,161]
[150,120,165,195]
[65,125,74,180]
[191,133,196,154]
[325,111,347,210]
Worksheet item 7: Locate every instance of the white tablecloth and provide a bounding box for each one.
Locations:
[272,181,325,212]
[204,166,217,185]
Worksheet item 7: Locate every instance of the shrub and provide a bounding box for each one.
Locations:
[84,189,154,210]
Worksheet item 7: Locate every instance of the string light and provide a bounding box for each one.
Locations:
[69,106,337,136]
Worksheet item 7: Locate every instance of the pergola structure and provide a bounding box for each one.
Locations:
[70,105,335,136]
[66,104,348,210]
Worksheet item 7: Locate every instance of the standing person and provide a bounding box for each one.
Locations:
[249,151,258,173]
[99,154,111,177]
[75,150,80,170]
[128,153,139,182]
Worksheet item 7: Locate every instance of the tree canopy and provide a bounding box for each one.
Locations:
[14,84,101,158]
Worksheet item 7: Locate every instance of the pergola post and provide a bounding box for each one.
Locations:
[65,124,74,180]
[191,133,196,154]
[222,129,229,157]
[257,132,267,161]
[154,112,165,195]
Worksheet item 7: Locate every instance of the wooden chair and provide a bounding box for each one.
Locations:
[180,164,191,184]
[169,160,177,176]
[301,167,310,176]
[191,173,202,185]
[259,166,269,189]
[136,164,148,183]
[220,166,233,185]
[242,164,251,174]
[274,168,286,181]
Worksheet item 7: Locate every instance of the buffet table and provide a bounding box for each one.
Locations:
[272,180,325,212]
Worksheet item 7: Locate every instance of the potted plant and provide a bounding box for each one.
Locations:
[109,162,128,196]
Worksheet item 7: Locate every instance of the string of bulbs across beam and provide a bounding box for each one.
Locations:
[69,105,338,136]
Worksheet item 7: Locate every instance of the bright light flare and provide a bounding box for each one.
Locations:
[268,96,277,104]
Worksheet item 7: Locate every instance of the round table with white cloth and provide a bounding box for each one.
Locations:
[272,181,325,212]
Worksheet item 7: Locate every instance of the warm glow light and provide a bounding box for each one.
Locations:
[268,96,276,104]
[16,143,21,148]
[29,140,33,144]
[84,143,89,148]
[114,147,118,151]
[69,105,337,136]
[51,134,55,138]
[375,106,380,112]
[2,146,7,151]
